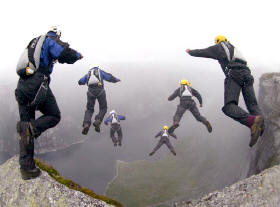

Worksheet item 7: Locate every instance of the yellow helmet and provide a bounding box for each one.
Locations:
[214,35,227,44]
[180,79,190,86]
[163,125,169,130]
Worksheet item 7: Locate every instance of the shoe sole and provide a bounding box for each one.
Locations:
[249,116,264,147]
[21,170,41,180]
[206,122,212,133]
[82,127,89,135]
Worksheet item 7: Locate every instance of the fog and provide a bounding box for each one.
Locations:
[1,0,280,202]
[26,61,263,195]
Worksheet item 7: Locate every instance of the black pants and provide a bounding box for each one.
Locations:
[222,69,261,127]
[110,123,123,144]
[151,137,176,155]
[173,99,208,125]
[15,76,61,169]
[83,87,107,125]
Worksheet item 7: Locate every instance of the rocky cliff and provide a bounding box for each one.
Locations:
[174,72,280,207]
[0,156,121,207]
[174,163,280,207]
[248,73,280,175]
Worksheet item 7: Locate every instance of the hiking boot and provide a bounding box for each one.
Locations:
[205,121,212,133]
[92,120,101,133]
[82,123,90,135]
[20,167,41,180]
[149,152,154,156]
[114,142,117,147]
[249,115,264,147]
[172,151,177,156]
[168,123,179,134]
[118,142,122,146]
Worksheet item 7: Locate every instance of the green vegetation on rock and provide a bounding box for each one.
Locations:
[34,158,123,207]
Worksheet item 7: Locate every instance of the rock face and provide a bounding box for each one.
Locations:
[0,156,115,207]
[248,73,280,175]
[174,164,280,207]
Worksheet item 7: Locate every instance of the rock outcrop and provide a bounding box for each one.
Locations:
[248,73,280,175]
[174,164,280,207]
[0,156,118,207]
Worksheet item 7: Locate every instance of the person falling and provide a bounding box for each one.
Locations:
[149,125,177,156]
[186,35,264,147]
[104,110,126,146]
[168,79,212,134]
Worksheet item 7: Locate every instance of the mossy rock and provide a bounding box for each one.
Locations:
[34,158,123,207]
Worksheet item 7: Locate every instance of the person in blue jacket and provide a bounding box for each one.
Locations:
[78,67,120,134]
[15,26,83,180]
[104,110,126,146]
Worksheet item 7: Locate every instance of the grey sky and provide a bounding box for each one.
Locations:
[1,0,279,83]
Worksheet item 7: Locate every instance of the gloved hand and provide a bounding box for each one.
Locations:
[26,67,34,75]
[78,80,82,85]
[116,78,121,82]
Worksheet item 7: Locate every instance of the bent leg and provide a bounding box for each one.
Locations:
[222,77,249,127]
[95,90,107,122]
[242,84,262,116]
[34,89,61,137]
[117,127,123,145]
[83,91,96,125]
[165,140,176,155]
[169,105,186,133]
[110,127,117,145]
[150,140,164,155]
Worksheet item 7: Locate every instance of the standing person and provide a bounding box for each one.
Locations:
[168,80,212,134]
[78,66,120,134]
[186,35,264,147]
[104,110,126,146]
[149,125,177,156]
[15,26,83,180]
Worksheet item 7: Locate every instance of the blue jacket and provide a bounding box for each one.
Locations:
[40,31,81,74]
[104,114,126,125]
[78,67,120,86]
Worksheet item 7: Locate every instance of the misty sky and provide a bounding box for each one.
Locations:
[1,0,280,83]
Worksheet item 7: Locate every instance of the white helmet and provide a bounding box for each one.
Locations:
[110,110,116,115]
[49,26,61,38]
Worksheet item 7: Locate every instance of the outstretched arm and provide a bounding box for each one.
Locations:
[191,87,202,105]
[118,115,126,120]
[155,131,162,138]
[104,116,111,125]
[168,88,180,101]
[186,45,220,60]
[48,38,83,64]
[78,74,88,85]
[100,70,120,83]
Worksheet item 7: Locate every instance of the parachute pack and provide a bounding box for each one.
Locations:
[16,35,47,77]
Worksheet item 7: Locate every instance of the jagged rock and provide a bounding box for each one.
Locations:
[174,164,280,207]
[0,156,115,207]
[248,73,280,175]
